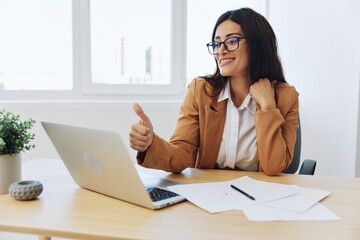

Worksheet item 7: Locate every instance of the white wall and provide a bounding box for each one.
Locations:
[356,78,360,177]
[1,0,360,177]
[268,0,360,176]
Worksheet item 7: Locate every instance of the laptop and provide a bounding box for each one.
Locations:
[41,121,186,209]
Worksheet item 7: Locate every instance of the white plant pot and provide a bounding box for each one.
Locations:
[0,153,22,194]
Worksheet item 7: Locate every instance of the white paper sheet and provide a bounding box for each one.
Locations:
[168,176,340,221]
[263,186,330,212]
[169,180,254,213]
[243,202,341,221]
[168,176,297,213]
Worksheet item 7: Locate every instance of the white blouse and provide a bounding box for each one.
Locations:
[216,82,258,171]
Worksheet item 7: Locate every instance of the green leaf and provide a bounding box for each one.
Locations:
[0,108,36,155]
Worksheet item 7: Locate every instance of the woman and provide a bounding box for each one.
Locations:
[129,8,299,176]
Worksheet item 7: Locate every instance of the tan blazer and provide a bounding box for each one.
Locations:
[137,78,299,176]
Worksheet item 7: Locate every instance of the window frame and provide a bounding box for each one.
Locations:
[77,0,187,97]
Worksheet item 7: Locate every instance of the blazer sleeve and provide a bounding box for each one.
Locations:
[254,84,299,176]
[136,79,201,173]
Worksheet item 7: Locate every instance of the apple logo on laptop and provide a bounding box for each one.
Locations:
[83,152,103,173]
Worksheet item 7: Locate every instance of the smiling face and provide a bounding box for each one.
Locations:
[214,20,249,79]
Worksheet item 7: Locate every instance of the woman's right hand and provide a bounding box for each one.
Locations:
[129,103,154,152]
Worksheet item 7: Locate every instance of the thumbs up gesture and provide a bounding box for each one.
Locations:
[129,103,154,152]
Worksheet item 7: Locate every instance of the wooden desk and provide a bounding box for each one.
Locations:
[0,159,359,240]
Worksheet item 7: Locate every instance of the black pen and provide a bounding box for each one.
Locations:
[230,184,256,201]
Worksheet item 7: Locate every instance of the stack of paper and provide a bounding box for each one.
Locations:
[167,176,340,221]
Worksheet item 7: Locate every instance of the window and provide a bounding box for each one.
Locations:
[0,0,265,100]
[82,0,184,95]
[0,0,72,91]
[90,0,170,85]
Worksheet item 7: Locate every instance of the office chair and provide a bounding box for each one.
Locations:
[283,117,317,175]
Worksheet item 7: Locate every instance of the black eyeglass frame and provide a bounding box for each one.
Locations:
[206,36,246,55]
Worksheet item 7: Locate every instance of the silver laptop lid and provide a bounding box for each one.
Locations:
[42,121,161,209]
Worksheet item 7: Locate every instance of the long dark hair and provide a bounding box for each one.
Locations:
[202,8,286,97]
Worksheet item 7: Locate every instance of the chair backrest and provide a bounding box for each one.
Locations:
[283,118,301,174]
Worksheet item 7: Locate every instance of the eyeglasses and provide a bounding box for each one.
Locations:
[206,36,246,55]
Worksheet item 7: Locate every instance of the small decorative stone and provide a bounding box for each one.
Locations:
[8,180,43,201]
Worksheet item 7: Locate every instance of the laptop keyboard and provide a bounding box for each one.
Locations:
[146,187,179,202]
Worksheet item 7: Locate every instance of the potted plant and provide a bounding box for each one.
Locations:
[0,109,36,194]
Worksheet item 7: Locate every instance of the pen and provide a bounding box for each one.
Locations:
[230,184,256,201]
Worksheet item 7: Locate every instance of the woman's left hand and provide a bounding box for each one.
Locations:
[249,78,277,111]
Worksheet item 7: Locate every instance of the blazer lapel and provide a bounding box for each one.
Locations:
[197,98,227,168]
